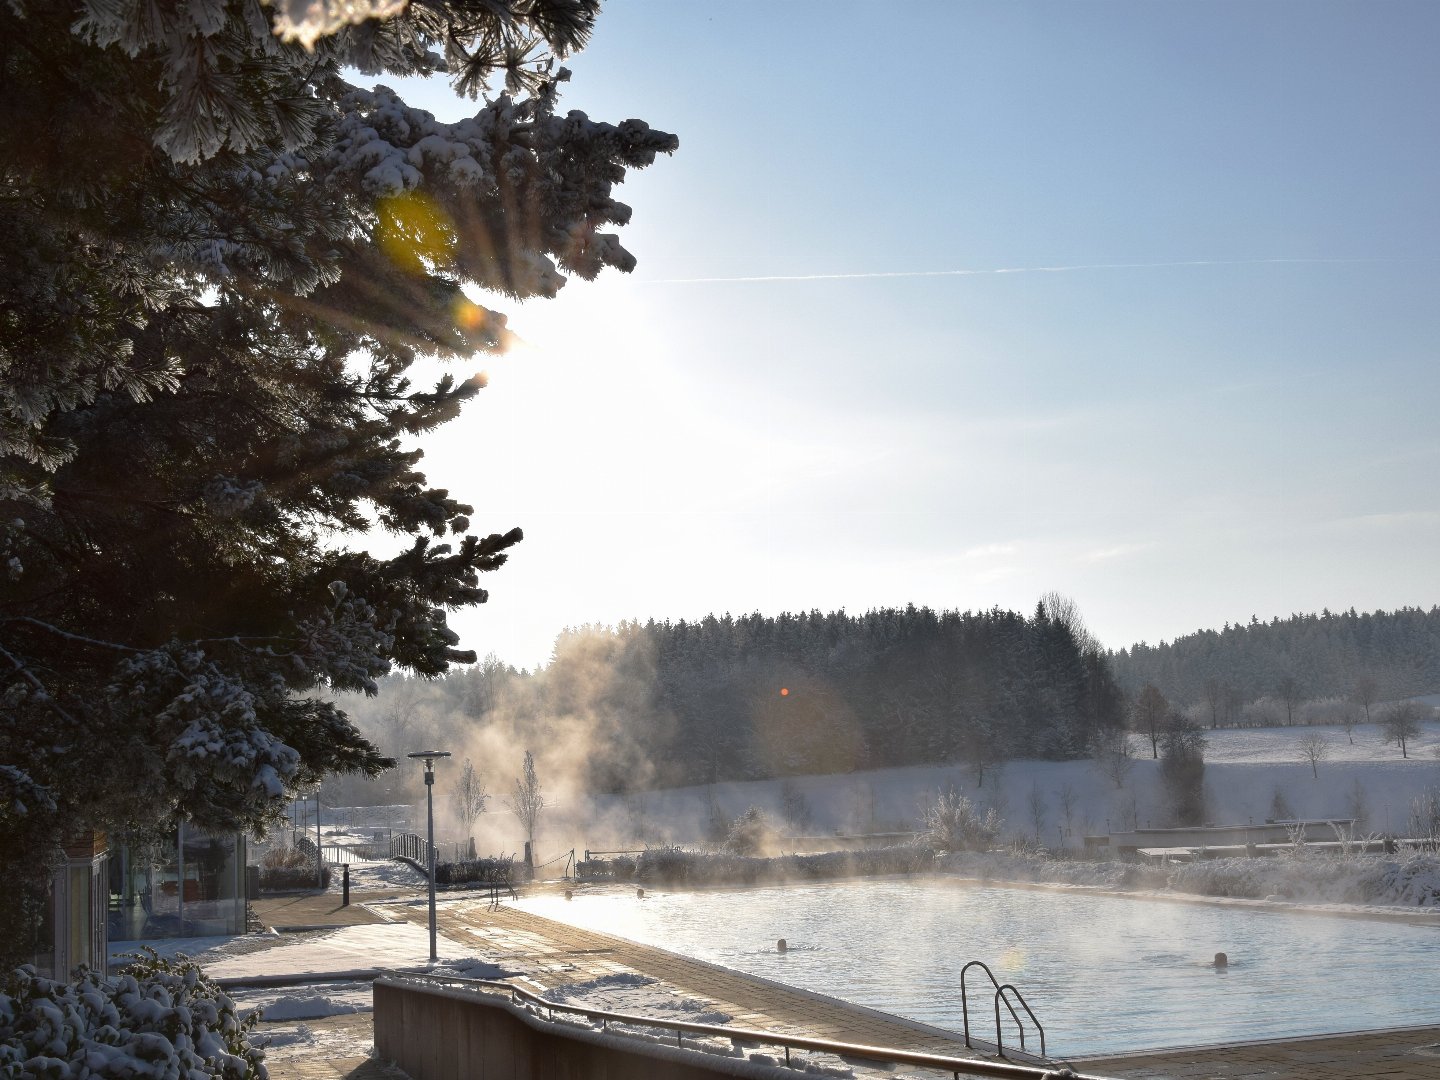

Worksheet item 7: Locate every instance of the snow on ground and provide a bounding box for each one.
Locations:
[341,857,426,890]
[113,921,512,985]
[541,972,734,1026]
[537,720,1440,860]
[1200,720,1440,763]
[233,982,372,1020]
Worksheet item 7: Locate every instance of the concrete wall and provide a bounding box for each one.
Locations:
[374,978,775,1080]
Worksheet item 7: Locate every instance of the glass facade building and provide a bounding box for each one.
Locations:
[108,826,248,943]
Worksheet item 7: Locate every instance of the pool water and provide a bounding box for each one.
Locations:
[515,878,1440,1056]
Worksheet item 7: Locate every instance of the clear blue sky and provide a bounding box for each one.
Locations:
[388,0,1440,669]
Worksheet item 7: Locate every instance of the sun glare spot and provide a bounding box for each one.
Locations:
[376,191,456,275]
[780,687,789,696]
[454,297,488,331]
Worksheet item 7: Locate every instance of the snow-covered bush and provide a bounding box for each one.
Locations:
[0,951,266,1079]
[921,789,1001,853]
[1165,852,1440,907]
[434,855,523,886]
[723,806,777,856]
[258,844,330,891]
[634,845,930,886]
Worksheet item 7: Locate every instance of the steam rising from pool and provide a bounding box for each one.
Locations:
[516,879,1440,1056]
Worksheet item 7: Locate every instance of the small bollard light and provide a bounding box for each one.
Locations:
[342,864,350,906]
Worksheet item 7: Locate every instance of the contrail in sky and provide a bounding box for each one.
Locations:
[639,257,1420,285]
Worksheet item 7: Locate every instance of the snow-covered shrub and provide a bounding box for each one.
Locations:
[574,856,634,882]
[258,844,330,891]
[921,789,1001,853]
[933,849,1144,889]
[0,951,266,1079]
[636,846,694,884]
[1164,852,1440,907]
[724,807,777,856]
[434,855,522,886]
[635,844,931,886]
[1407,787,1440,842]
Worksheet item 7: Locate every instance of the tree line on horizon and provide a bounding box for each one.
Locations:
[1110,606,1440,723]
[334,600,1127,799]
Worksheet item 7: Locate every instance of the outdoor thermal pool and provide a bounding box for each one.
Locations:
[516,878,1440,1056]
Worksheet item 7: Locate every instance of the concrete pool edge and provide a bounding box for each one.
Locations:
[1071,1023,1440,1080]
[1068,1021,1440,1060]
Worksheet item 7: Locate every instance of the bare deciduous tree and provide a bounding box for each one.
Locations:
[506,750,545,861]
[1352,675,1380,724]
[449,758,489,851]
[1092,728,1134,790]
[1298,732,1329,779]
[1056,782,1079,847]
[1202,677,1223,729]
[1133,684,1167,759]
[1277,675,1304,726]
[1380,701,1425,759]
[1026,782,1049,845]
[1039,591,1100,653]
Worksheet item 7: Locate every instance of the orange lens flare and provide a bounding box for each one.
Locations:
[779,688,789,696]
[376,191,456,275]
[454,297,488,331]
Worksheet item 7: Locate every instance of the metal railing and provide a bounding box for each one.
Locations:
[960,960,1046,1059]
[379,972,1098,1079]
[391,831,434,869]
[320,841,387,863]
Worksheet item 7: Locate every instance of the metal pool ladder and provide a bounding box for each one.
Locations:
[960,959,1047,1060]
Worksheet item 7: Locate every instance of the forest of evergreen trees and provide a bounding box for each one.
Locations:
[1111,606,1440,714]
[336,602,1125,798]
[328,603,1440,807]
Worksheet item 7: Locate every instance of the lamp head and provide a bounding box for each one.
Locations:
[406,750,452,772]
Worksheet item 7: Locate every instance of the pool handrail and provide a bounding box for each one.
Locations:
[995,983,1046,1059]
[378,970,1097,1080]
[960,959,1029,1053]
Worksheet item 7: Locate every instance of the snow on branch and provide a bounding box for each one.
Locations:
[270,0,409,50]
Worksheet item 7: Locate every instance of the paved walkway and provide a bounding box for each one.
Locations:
[252,889,409,929]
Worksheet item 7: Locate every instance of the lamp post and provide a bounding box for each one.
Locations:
[407,750,451,961]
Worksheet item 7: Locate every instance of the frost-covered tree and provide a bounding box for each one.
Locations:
[1132,684,1167,759]
[0,0,674,960]
[449,757,488,844]
[1380,701,1425,759]
[1298,731,1329,779]
[506,749,544,860]
[1158,714,1206,826]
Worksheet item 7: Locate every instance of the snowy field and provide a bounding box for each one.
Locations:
[533,720,1440,859]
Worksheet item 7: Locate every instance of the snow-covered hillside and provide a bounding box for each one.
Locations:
[449,720,1440,862]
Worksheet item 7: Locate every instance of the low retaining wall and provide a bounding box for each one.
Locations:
[374,977,784,1080]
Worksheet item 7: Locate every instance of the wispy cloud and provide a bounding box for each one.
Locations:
[640,258,1422,286]
[1081,542,1154,563]
[1321,511,1440,533]
[961,542,1019,559]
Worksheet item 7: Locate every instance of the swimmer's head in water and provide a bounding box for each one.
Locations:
[1213,952,1228,968]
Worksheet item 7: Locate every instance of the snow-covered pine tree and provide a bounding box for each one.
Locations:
[0,0,674,960]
